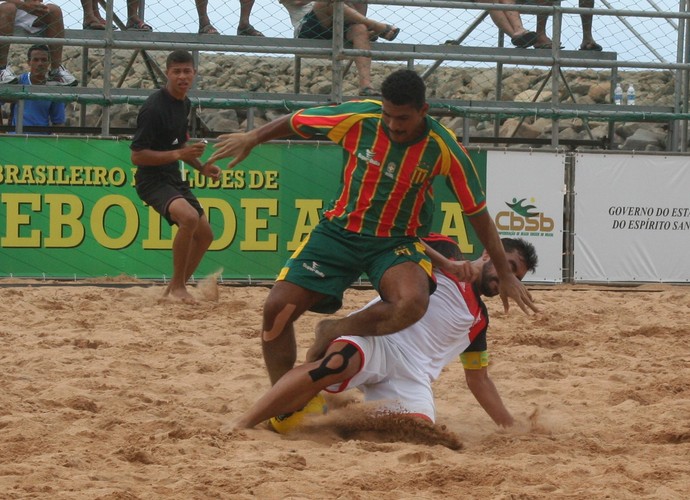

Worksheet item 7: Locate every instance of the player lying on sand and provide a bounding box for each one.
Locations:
[232,234,538,433]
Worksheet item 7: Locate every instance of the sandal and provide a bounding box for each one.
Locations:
[358,87,379,97]
[237,24,264,37]
[379,24,400,42]
[83,21,105,30]
[126,20,153,32]
[199,24,220,35]
[511,31,538,48]
[580,41,603,51]
[533,42,564,50]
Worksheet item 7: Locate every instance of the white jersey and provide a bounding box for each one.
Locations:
[330,271,488,421]
[386,271,486,381]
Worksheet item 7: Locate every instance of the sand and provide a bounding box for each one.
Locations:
[0,279,688,499]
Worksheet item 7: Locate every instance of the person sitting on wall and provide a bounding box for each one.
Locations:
[0,0,77,85]
[477,0,539,48]
[533,0,603,50]
[288,0,400,96]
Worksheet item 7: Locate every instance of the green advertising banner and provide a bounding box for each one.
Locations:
[0,136,486,280]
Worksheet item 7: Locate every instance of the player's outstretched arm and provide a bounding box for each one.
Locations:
[464,366,514,427]
[421,239,484,282]
[206,114,295,168]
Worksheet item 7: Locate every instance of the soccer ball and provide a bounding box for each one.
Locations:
[268,393,328,434]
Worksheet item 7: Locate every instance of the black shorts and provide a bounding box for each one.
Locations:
[298,10,352,40]
[134,167,204,226]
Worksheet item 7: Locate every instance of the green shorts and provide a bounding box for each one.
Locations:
[277,220,434,314]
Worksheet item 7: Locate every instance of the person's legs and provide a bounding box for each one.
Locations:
[30,4,76,85]
[180,214,214,283]
[310,1,397,92]
[312,2,394,38]
[306,261,430,362]
[261,280,328,384]
[195,0,219,34]
[81,0,103,28]
[235,340,362,429]
[0,1,17,68]
[93,0,106,23]
[126,0,139,24]
[345,23,373,92]
[126,0,152,30]
[237,0,263,36]
[36,4,65,70]
[238,0,254,27]
[477,0,537,47]
[165,197,208,303]
[578,0,601,49]
[535,3,552,48]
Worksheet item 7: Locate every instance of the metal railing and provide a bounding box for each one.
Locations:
[0,1,688,149]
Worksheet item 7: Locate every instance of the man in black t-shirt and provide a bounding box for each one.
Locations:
[130,50,221,303]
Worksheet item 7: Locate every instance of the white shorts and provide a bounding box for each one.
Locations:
[325,336,437,422]
[280,0,313,36]
[14,11,43,34]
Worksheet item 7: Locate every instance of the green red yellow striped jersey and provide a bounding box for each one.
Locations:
[289,100,486,237]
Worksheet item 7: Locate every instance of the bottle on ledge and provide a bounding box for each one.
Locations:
[614,83,623,105]
[627,84,636,106]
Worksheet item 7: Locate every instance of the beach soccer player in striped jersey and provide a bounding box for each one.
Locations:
[232,234,538,433]
[206,69,538,388]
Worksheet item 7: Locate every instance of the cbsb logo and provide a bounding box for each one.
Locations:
[496,197,555,233]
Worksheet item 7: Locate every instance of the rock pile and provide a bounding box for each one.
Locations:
[8,47,679,150]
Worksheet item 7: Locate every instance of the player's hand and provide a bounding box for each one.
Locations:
[23,0,49,16]
[443,259,478,283]
[178,141,206,164]
[206,132,253,169]
[202,163,222,181]
[499,274,538,315]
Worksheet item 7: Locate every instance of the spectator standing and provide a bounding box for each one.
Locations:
[9,44,65,130]
[237,0,262,36]
[0,0,77,85]
[195,0,219,34]
[81,0,109,29]
[80,0,153,31]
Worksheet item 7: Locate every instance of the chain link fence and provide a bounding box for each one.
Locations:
[1,1,689,149]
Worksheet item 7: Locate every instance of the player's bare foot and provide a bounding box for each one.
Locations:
[306,319,338,362]
[162,285,198,304]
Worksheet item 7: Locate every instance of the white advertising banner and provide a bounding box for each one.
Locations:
[487,151,565,283]
[574,153,690,282]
